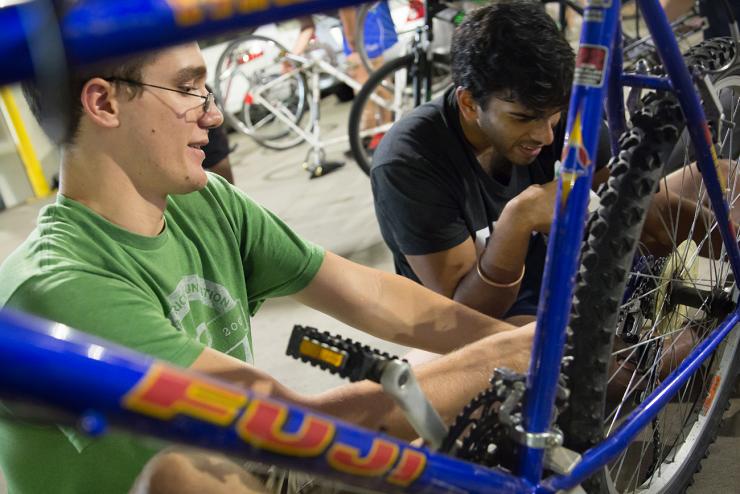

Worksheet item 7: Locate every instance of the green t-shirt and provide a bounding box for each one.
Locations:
[0,174,324,493]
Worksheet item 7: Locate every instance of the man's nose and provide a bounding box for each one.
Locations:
[200,102,224,129]
[530,119,555,145]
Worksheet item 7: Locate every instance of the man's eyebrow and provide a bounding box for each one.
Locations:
[173,66,207,84]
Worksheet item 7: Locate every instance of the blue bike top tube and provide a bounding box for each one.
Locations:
[0,309,535,494]
[0,0,370,86]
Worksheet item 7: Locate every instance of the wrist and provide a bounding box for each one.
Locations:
[477,255,525,288]
[501,198,535,234]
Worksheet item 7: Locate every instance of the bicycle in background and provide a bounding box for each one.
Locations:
[213,28,358,178]
[213,12,401,178]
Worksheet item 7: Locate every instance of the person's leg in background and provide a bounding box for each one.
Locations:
[339,3,397,150]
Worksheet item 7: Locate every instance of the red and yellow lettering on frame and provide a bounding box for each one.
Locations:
[123,364,247,426]
[236,399,335,457]
[272,0,310,6]
[327,439,400,477]
[164,0,205,26]
[165,0,277,27]
[386,448,426,487]
[237,0,270,13]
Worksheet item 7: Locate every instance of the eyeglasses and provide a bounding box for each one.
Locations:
[105,78,215,113]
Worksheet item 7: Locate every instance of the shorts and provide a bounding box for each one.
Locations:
[343,1,398,59]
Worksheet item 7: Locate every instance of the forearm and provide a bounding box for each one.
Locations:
[452,204,533,317]
[369,273,517,351]
[313,326,533,439]
[295,253,516,354]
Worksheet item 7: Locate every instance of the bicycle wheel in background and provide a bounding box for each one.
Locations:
[347,52,450,175]
[562,38,740,493]
[213,34,311,150]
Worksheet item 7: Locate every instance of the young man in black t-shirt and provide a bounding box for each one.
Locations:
[372,0,737,326]
[371,0,610,323]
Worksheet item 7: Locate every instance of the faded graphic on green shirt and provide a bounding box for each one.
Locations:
[0,174,324,493]
[166,274,252,361]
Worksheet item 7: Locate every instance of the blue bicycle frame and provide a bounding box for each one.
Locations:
[0,1,738,493]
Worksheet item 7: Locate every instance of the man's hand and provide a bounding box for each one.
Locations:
[511,180,559,234]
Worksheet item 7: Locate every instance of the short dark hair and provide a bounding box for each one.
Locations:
[20,0,158,145]
[22,54,155,146]
[451,0,575,111]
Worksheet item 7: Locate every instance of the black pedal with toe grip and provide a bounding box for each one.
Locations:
[286,325,403,383]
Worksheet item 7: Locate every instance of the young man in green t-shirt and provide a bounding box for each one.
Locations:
[0,41,533,493]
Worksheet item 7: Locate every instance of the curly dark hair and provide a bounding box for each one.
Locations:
[451,0,575,111]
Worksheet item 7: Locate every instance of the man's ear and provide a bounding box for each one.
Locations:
[80,78,121,129]
[456,87,479,122]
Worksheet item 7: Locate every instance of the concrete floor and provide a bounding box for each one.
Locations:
[0,97,738,492]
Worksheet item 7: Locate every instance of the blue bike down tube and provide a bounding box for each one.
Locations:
[518,0,620,485]
[0,0,369,86]
[0,309,534,494]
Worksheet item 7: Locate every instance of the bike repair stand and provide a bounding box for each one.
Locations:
[303,60,344,179]
[303,148,345,179]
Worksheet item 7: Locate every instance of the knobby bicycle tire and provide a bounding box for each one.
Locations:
[562,37,740,493]
[347,52,450,175]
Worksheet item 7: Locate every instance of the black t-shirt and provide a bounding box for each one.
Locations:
[203,84,232,169]
[202,123,232,169]
[371,86,610,316]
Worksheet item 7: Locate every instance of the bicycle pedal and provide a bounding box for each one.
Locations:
[286,325,402,382]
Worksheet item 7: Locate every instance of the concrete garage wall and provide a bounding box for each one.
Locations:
[0,84,59,210]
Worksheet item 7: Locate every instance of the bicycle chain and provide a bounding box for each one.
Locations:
[618,255,667,344]
[614,253,669,477]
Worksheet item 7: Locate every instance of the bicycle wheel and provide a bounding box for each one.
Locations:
[213,34,311,150]
[347,52,451,175]
[562,38,740,493]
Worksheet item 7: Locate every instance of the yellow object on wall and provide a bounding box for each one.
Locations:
[0,86,52,198]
